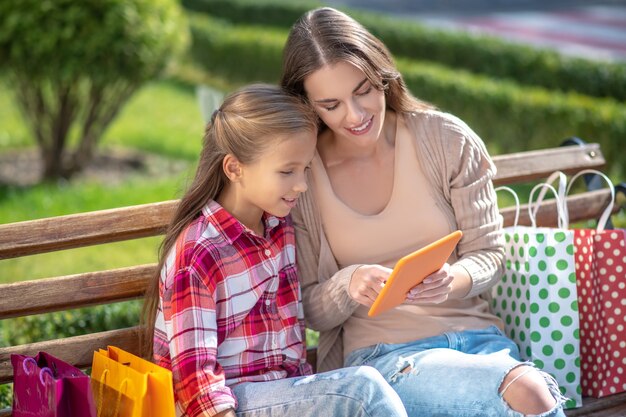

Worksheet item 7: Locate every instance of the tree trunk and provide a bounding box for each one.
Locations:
[41,146,65,180]
[68,81,136,176]
[13,75,136,182]
[41,83,77,180]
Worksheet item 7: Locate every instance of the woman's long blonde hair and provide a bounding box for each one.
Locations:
[141,84,318,359]
[281,7,434,123]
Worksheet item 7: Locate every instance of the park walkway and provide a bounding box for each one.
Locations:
[328,0,626,62]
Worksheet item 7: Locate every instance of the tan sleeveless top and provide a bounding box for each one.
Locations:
[311,119,500,357]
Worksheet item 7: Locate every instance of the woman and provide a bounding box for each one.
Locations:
[281,7,567,417]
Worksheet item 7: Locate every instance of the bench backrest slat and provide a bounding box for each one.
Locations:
[492,143,604,185]
[0,265,155,320]
[0,200,178,259]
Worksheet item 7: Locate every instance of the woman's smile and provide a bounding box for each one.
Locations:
[346,116,374,136]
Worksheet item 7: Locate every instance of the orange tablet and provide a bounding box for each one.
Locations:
[367,230,463,317]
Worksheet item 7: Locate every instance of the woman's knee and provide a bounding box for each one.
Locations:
[499,365,560,415]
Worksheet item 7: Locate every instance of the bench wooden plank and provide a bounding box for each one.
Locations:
[0,327,141,385]
[0,265,155,319]
[0,200,177,260]
[565,392,626,416]
[492,143,605,185]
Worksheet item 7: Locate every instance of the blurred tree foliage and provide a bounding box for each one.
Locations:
[0,384,9,410]
[0,0,189,180]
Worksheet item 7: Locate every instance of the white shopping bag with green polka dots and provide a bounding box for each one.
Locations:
[492,226,582,408]
[492,184,582,408]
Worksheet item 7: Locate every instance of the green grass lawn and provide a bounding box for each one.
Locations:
[103,79,206,161]
[0,77,206,160]
[0,82,30,150]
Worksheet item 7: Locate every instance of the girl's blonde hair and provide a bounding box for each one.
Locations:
[281,7,434,124]
[141,84,318,359]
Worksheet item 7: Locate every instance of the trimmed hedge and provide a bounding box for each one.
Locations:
[182,0,626,102]
[188,13,626,177]
[183,0,321,28]
[398,59,626,164]
[188,15,285,83]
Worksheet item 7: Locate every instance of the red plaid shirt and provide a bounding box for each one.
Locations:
[153,200,312,417]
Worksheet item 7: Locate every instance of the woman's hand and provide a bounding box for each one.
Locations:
[404,263,454,305]
[348,265,391,307]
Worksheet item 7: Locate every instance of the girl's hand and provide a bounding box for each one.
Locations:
[348,265,390,307]
[404,263,454,305]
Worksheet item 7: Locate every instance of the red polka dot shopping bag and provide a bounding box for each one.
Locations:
[492,183,582,409]
[567,170,626,398]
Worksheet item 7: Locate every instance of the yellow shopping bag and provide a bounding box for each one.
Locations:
[91,346,175,417]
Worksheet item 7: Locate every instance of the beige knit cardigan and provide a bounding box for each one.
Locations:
[292,110,505,372]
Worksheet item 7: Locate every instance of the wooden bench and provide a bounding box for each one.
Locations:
[0,139,624,416]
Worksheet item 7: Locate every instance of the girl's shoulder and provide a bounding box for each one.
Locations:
[175,216,229,264]
[162,217,232,289]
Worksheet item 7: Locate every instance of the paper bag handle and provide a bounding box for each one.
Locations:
[566,169,615,232]
[22,357,37,375]
[533,171,568,225]
[112,378,131,417]
[97,368,133,417]
[97,369,109,417]
[528,183,567,229]
[495,186,520,227]
[21,357,53,385]
[39,367,54,386]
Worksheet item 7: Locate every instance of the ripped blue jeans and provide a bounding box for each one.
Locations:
[344,326,567,417]
[228,365,407,417]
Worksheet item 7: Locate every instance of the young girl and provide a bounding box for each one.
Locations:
[142,84,408,417]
